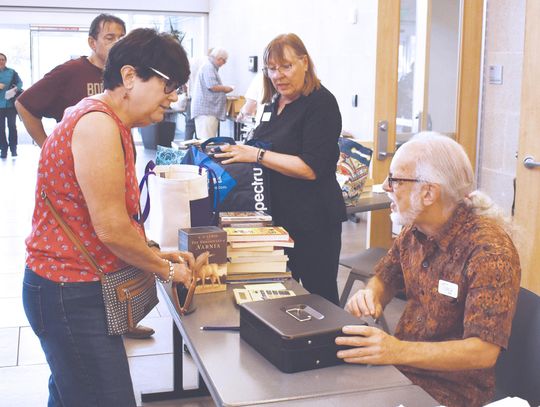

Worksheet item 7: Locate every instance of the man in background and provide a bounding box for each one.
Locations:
[191,47,234,139]
[0,53,22,158]
[15,13,125,147]
[181,49,211,140]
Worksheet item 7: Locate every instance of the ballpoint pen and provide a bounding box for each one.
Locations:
[200,326,240,332]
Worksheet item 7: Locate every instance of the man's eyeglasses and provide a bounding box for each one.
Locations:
[386,174,425,191]
[149,67,182,94]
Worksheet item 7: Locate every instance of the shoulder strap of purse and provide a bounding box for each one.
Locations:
[40,189,104,277]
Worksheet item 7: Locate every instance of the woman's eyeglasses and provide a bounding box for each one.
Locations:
[262,63,294,77]
[262,55,306,77]
[149,67,182,94]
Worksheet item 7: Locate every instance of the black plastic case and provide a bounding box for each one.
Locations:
[239,294,366,373]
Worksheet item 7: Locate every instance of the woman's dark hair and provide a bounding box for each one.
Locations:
[103,28,190,91]
[261,33,320,103]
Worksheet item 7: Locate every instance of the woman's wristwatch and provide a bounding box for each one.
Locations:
[257,148,266,163]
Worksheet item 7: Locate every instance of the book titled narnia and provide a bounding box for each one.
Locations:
[178,226,227,294]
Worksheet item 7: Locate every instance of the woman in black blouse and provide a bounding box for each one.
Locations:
[216,33,346,303]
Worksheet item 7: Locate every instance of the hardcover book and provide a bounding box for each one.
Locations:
[178,226,227,294]
[228,254,289,263]
[226,271,292,283]
[229,236,295,249]
[227,248,285,257]
[219,211,272,223]
[227,261,288,275]
[223,226,289,242]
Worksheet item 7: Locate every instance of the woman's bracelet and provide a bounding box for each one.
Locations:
[155,260,175,284]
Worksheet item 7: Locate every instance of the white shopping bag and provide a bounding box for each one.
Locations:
[143,164,208,250]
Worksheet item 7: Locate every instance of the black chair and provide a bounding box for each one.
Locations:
[494,287,540,405]
[339,247,390,332]
[339,247,387,307]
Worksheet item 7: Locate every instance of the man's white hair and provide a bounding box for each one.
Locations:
[396,131,511,232]
[209,47,228,59]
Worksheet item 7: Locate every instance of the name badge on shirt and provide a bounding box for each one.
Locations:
[438,279,459,298]
[261,111,272,122]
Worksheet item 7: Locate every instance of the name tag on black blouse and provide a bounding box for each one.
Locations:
[261,112,272,122]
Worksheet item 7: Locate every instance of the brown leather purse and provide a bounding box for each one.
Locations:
[41,190,160,336]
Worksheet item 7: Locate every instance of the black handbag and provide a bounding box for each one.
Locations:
[181,137,272,218]
[41,190,159,336]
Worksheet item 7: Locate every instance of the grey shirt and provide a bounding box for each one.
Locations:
[191,57,227,120]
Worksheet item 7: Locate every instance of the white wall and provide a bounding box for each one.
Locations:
[0,0,208,12]
[0,0,379,140]
[208,0,378,140]
[477,0,526,214]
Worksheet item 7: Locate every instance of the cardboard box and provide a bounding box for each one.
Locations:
[227,96,246,118]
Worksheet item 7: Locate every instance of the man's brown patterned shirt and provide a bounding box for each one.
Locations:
[376,203,520,407]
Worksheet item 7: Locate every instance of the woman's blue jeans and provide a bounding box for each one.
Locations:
[22,268,136,407]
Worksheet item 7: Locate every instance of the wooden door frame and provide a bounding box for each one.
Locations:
[369,0,485,248]
[369,0,400,249]
[514,0,540,293]
[455,0,485,171]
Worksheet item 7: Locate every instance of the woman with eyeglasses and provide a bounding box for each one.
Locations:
[23,28,194,406]
[216,33,346,304]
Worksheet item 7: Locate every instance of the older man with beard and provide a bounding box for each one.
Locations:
[335,132,520,407]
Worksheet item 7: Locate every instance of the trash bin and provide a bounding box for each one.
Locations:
[140,110,177,149]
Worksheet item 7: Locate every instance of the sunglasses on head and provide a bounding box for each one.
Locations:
[149,66,182,94]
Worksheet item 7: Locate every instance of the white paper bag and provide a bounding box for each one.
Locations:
[145,164,208,250]
[4,87,17,100]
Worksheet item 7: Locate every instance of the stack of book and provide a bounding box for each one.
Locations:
[224,225,294,283]
[218,211,273,228]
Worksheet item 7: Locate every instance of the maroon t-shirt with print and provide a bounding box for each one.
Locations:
[17,57,103,122]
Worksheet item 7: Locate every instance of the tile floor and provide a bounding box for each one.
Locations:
[0,141,404,406]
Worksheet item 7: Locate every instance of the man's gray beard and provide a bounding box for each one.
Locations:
[389,188,423,226]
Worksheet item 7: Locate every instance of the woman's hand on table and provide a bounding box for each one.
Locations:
[214,144,259,164]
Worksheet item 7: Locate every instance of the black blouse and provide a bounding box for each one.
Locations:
[253,86,347,231]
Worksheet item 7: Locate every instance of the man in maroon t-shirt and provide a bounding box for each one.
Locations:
[15,14,126,147]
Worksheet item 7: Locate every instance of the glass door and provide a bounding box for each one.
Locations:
[396,0,461,144]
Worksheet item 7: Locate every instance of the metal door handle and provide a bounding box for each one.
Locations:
[523,156,540,169]
[376,120,394,160]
